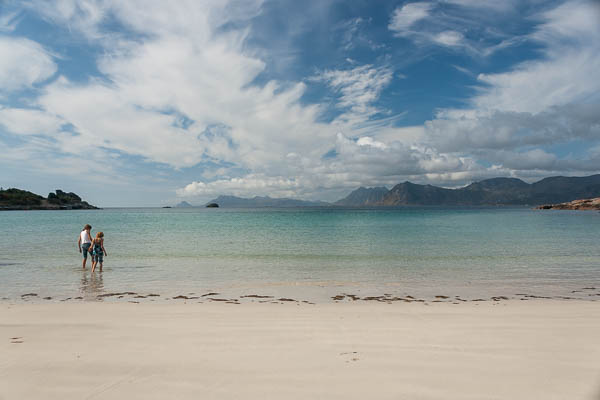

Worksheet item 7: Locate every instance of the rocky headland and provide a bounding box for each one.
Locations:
[536,197,600,210]
[0,188,98,210]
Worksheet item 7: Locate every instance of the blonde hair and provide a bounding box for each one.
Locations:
[95,231,104,239]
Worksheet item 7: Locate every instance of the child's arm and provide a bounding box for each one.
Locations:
[101,239,107,256]
[78,235,82,252]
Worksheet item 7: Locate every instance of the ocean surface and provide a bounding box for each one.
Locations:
[1,207,599,303]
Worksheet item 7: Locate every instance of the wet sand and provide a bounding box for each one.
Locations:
[2,301,600,399]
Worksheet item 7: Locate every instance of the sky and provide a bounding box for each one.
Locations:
[0,0,599,207]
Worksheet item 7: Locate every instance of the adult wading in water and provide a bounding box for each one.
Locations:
[78,224,92,269]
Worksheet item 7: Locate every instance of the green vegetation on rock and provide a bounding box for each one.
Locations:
[0,188,98,210]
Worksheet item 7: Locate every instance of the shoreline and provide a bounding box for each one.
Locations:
[2,300,599,399]
[4,284,599,305]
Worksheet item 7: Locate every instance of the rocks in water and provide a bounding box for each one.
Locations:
[536,197,600,210]
[205,203,219,208]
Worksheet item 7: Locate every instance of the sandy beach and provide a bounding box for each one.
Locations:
[2,301,599,400]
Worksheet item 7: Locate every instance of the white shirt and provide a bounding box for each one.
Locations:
[80,230,92,244]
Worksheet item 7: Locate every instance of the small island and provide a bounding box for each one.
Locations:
[205,203,219,208]
[0,188,98,210]
[537,197,600,210]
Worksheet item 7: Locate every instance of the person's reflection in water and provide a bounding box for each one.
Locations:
[80,270,104,301]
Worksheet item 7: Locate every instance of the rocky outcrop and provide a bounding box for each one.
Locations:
[536,198,600,210]
[0,188,98,210]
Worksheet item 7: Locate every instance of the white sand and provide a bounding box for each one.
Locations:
[1,301,599,400]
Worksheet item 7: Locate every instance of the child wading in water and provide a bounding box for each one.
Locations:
[90,232,107,272]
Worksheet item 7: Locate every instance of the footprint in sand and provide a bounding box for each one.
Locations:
[10,337,24,344]
[340,351,359,363]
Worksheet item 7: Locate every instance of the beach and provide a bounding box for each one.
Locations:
[2,208,600,399]
[2,300,599,399]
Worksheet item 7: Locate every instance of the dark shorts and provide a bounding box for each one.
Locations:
[93,249,103,263]
[82,243,91,259]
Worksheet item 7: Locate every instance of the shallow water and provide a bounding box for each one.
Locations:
[1,207,599,302]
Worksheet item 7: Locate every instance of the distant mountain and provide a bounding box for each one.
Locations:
[175,201,193,208]
[336,175,600,206]
[334,187,389,206]
[0,188,98,210]
[529,175,600,203]
[205,195,329,208]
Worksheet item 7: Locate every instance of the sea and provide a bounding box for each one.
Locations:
[1,207,599,303]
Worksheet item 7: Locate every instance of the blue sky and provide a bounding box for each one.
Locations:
[0,0,599,206]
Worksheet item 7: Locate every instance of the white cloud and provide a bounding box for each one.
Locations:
[473,1,600,114]
[177,174,302,199]
[490,149,558,170]
[388,0,526,56]
[426,103,600,152]
[0,11,20,32]
[356,136,388,150]
[176,130,485,201]
[16,1,328,170]
[312,65,393,126]
[442,0,517,11]
[388,2,433,36]
[422,0,600,175]
[0,36,56,93]
[0,107,64,135]
[433,31,464,46]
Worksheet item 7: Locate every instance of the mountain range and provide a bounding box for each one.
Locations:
[192,174,600,208]
[335,174,600,206]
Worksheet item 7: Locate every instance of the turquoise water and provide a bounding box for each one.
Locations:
[1,207,599,302]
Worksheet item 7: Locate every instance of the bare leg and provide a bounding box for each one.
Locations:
[82,257,86,269]
[91,258,96,273]
[99,262,103,272]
